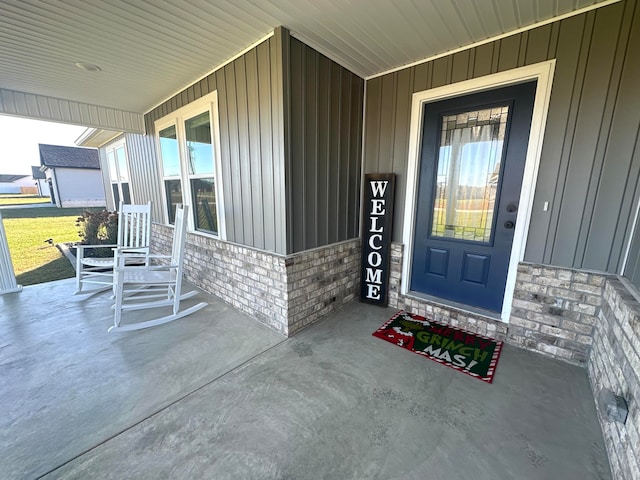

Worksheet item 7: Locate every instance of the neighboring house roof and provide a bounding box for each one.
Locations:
[39,144,100,170]
[0,174,30,183]
[31,166,46,179]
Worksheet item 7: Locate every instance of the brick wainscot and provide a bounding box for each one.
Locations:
[151,223,360,336]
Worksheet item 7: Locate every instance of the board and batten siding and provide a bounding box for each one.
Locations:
[287,38,364,253]
[123,132,164,223]
[363,0,640,274]
[145,29,287,255]
[620,0,640,290]
[144,28,364,255]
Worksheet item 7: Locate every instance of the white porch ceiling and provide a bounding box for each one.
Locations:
[0,0,617,126]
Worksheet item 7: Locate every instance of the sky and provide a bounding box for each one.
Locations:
[0,115,88,176]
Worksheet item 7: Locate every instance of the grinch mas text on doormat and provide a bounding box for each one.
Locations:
[372,311,503,383]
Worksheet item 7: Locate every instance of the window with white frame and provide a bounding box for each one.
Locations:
[155,91,224,237]
[158,125,182,224]
[106,141,132,205]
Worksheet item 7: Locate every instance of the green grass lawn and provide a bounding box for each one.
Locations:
[0,194,52,205]
[2,206,102,286]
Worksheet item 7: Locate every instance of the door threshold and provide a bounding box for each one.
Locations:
[405,291,504,323]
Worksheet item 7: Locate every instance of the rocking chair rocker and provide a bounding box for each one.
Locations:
[75,201,152,296]
[109,204,207,332]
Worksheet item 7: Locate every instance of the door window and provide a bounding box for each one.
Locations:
[432,106,509,243]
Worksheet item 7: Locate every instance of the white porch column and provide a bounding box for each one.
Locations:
[0,210,22,295]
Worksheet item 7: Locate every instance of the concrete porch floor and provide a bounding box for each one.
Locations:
[1,279,611,479]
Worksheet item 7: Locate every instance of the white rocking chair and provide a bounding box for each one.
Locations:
[75,201,152,296]
[109,204,207,332]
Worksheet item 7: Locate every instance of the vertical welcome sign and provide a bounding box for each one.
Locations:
[360,173,395,306]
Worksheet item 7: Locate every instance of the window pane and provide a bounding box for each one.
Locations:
[122,183,131,204]
[159,125,181,177]
[165,179,183,224]
[115,146,129,182]
[107,151,118,182]
[431,106,509,242]
[191,178,218,234]
[185,112,214,175]
[111,183,120,207]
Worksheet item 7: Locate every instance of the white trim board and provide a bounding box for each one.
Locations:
[401,60,556,323]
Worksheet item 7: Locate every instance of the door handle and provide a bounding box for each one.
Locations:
[504,220,515,229]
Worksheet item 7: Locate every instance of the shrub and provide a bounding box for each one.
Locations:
[76,209,118,256]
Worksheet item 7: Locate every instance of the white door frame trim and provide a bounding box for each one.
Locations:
[401,60,556,323]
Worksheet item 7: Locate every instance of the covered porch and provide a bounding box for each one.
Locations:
[1,279,609,479]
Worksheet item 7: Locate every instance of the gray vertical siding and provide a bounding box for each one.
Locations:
[584,3,640,275]
[145,30,287,254]
[287,38,364,253]
[124,133,164,223]
[143,28,363,254]
[619,0,640,289]
[363,0,640,274]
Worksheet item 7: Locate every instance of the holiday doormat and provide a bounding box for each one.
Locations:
[372,311,503,383]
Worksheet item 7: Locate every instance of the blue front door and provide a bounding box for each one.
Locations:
[410,82,536,312]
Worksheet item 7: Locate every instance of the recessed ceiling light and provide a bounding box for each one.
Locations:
[74,62,102,72]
